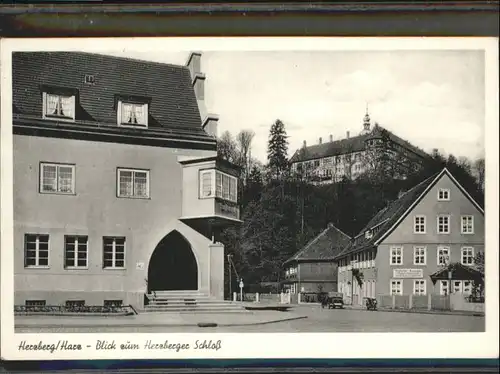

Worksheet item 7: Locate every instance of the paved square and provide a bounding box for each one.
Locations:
[15,306,484,333]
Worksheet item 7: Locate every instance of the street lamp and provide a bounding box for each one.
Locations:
[448,270,453,295]
[447,269,454,311]
[227,254,233,300]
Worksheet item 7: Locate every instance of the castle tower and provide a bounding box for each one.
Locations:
[360,104,371,135]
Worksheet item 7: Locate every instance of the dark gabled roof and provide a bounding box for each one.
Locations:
[334,168,485,260]
[335,171,440,259]
[12,52,208,137]
[369,125,429,159]
[429,262,484,283]
[289,124,429,163]
[290,133,370,163]
[284,224,351,265]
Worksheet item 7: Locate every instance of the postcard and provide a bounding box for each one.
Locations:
[1,37,498,361]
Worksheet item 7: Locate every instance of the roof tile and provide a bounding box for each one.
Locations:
[290,124,428,163]
[12,52,206,135]
[285,224,351,264]
[335,171,439,258]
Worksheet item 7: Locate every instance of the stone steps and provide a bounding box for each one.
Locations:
[144,291,246,313]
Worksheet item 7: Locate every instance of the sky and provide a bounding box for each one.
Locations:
[108,49,485,163]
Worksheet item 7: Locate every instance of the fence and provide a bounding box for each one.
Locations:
[232,292,293,304]
[298,292,324,304]
[377,294,484,313]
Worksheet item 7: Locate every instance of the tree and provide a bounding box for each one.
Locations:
[236,129,256,183]
[352,268,364,288]
[267,119,289,180]
[244,164,264,206]
[471,251,485,301]
[473,158,485,193]
[217,131,238,163]
[474,251,485,274]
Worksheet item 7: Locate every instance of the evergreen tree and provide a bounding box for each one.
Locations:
[244,165,264,206]
[267,119,289,180]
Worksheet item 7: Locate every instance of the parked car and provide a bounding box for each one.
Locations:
[327,292,344,309]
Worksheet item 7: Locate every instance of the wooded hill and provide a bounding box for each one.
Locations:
[218,121,485,295]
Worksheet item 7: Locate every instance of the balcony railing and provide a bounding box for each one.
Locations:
[215,198,240,221]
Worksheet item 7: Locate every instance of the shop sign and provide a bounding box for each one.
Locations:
[393,268,423,278]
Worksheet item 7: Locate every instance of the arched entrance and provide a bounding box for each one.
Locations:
[147,230,198,292]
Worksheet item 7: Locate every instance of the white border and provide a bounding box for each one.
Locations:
[1,37,499,360]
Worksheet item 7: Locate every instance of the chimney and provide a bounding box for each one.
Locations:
[319,137,322,144]
[202,114,219,138]
[303,140,307,148]
[346,131,350,139]
[186,51,207,119]
[329,134,333,142]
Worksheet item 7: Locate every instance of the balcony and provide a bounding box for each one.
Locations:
[178,155,242,232]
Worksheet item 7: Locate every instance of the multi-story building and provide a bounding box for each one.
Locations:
[12,51,241,309]
[334,168,484,306]
[282,223,351,295]
[289,112,430,184]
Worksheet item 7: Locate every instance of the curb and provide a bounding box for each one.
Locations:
[344,307,484,317]
[15,315,308,329]
[221,315,308,327]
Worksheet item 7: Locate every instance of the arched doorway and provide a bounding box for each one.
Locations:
[147,230,198,292]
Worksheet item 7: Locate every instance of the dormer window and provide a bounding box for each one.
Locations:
[118,101,148,127]
[115,95,151,128]
[42,92,76,121]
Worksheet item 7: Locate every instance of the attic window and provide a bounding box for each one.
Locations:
[117,101,148,128]
[84,75,95,85]
[365,230,373,239]
[438,188,450,201]
[42,92,76,121]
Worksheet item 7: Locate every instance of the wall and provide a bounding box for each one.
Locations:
[209,243,224,299]
[299,262,337,282]
[296,262,337,293]
[376,173,485,295]
[13,134,216,307]
[297,282,337,293]
[181,160,218,219]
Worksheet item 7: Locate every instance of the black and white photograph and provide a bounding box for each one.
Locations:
[1,37,498,360]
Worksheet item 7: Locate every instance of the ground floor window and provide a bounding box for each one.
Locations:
[104,300,123,308]
[65,300,85,308]
[440,280,450,296]
[24,234,49,268]
[64,235,88,268]
[413,280,426,295]
[103,237,126,269]
[390,280,403,295]
[25,300,46,307]
[463,281,473,295]
[452,280,473,295]
[440,280,474,295]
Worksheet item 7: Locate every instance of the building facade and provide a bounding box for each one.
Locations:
[289,112,430,184]
[13,51,241,309]
[283,223,351,295]
[335,168,484,306]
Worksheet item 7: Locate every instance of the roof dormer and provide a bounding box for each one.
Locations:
[114,94,152,128]
[41,85,79,122]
